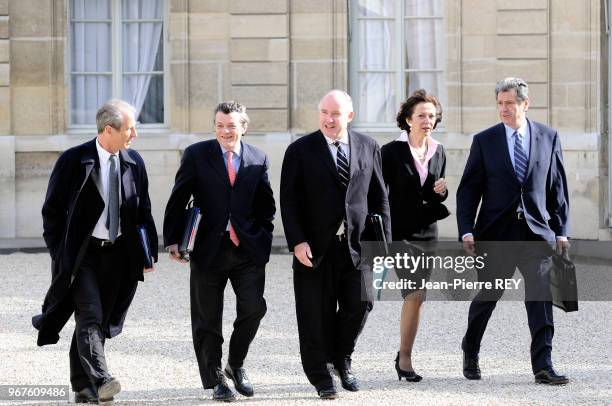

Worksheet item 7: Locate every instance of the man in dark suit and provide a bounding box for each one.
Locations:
[457,78,570,384]
[34,99,158,405]
[163,101,275,402]
[280,90,390,399]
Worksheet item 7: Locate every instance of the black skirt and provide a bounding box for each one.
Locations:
[394,223,437,299]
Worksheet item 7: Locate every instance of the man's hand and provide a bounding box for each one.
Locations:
[294,242,313,267]
[556,239,570,256]
[144,257,155,273]
[462,235,476,256]
[167,244,189,264]
[433,177,447,196]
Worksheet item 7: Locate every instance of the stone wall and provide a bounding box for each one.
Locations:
[0,0,606,245]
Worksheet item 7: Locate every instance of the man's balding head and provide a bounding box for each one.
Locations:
[318,90,355,140]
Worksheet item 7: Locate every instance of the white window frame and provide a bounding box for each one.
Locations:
[67,0,169,133]
[349,0,445,132]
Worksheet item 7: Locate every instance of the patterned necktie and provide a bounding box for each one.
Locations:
[513,131,529,185]
[106,154,119,242]
[226,151,240,247]
[334,141,349,236]
[334,141,349,189]
[513,131,528,184]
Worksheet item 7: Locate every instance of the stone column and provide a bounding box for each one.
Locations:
[0,0,13,239]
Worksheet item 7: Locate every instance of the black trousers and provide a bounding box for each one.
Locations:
[293,239,374,390]
[190,234,267,389]
[462,215,555,373]
[69,237,134,391]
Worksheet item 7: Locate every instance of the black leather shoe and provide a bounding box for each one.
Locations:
[317,385,338,400]
[334,367,360,392]
[534,368,569,385]
[74,387,97,403]
[224,364,254,397]
[213,380,236,402]
[97,378,120,405]
[463,352,481,380]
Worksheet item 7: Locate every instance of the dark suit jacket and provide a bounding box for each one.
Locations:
[280,129,391,272]
[382,140,448,240]
[163,140,275,270]
[456,119,569,241]
[34,138,158,346]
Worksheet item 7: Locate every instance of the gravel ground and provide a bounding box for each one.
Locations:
[0,253,610,405]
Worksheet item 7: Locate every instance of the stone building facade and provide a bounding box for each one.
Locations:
[0,0,607,245]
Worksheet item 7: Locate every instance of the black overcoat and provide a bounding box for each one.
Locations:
[33,138,158,346]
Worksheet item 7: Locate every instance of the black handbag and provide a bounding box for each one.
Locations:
[549,253,578,312]
[422,202,450,226]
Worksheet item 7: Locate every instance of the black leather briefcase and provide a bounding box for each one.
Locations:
[365,213,388,255]
[550,253,579,313]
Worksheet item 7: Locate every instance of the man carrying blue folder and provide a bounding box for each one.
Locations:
[34,99,158,405]
[164,101,276,402]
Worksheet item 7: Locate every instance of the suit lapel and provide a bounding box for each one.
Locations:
[525,118,538,181]
[496,124,519,185]
[425,144,443,186]
[208,141,231,187]
[89,163,103,198]
[119,149,137,205]
[233,141,249,189]
[82,139,102,199]
[348,129,363,179]
[314,131,343,187]
[396,141,421,187]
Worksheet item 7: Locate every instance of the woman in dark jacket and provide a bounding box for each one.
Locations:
[381,89,448,382]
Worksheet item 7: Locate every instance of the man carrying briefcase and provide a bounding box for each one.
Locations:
[163,101,276,402]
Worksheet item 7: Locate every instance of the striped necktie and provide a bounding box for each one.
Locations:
[513,131,528,184]
[334,141,349,189]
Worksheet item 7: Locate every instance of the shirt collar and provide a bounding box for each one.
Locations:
[95,137,116,164]
[397,130,441,150]
[323,133,349,146]
[504,119,529,140]
[219,141,242,158]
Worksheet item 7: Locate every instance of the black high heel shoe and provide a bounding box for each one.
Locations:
[395,352,423,382]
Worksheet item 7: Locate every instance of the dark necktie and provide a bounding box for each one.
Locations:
[106,154,119,242]
[513,131,528,184]
[334,141,349,236]
[334,141,349,189]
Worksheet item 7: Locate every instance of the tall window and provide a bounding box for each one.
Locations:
[349,0,445,129]
[70,0,165,126]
